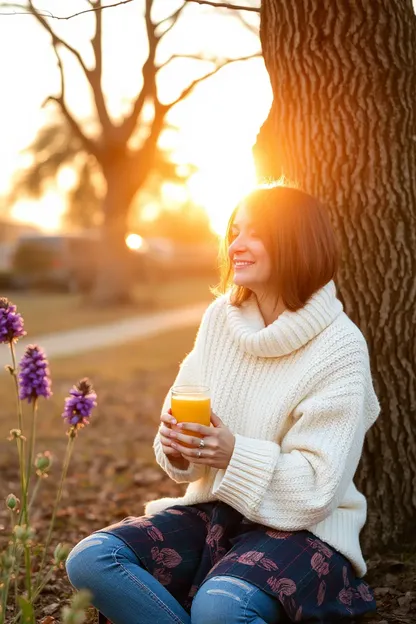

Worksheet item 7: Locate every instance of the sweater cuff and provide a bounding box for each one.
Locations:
[153,433,198,483]
[212,434,280,511]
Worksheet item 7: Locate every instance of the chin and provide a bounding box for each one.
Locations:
[233,276,254,289]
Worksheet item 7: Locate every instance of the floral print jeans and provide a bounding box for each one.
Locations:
[68,501,377,623]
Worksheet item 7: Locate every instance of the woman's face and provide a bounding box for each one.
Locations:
[228,205,272,291]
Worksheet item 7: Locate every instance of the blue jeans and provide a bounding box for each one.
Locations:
[66,532,283,624]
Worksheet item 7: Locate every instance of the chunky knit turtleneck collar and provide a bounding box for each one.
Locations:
[226,280,343,358]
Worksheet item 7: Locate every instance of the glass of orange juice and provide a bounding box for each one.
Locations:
[171,385,210,448]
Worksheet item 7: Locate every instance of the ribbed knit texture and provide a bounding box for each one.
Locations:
[145,280,380,577]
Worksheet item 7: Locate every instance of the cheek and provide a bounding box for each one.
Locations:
[254,243,271,268]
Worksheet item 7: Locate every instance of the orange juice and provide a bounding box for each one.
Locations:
[171,386,210,447]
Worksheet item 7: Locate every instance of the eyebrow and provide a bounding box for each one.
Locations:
[231,220,253,230]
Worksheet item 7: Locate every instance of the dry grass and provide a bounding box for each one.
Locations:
[1,275,215,337]
[0,325,198,622]
[0,326,197,444]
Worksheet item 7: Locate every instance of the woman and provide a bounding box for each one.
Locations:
[66,185,380,623]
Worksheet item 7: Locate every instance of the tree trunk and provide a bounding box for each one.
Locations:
[91,164,137,305]
[255,0,416,551]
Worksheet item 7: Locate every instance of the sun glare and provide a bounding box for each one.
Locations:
[187,157,257,236]
[125,233,144,250]
[11,194,66,232]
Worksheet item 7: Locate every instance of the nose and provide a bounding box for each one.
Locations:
[228,234,248,257]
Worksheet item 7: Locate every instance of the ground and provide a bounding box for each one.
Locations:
[0,316,414,622]
[2,275,214,337]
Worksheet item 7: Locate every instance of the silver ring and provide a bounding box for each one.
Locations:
[199,439,205,449]
[197,450,202,458]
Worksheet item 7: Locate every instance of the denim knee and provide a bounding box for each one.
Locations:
[191,576,256,623]
[66,532,114,590]
[191,575,281,624]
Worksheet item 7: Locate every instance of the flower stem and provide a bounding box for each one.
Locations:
[28,479,42,514]
[9,517,21,614]
[0,509,18,624]
[10,343,23,434]
[0,581,9,624]
[24,544,32,602]
[35,433,75,589]
[9,343,26,512]
[31,567,55,604]
[23,399,38,525]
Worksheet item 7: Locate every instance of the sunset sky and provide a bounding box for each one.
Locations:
[0,0,272,235]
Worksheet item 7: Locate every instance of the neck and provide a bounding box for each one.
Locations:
[253,290,286,326]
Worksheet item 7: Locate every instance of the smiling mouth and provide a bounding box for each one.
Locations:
[233,260,255,269]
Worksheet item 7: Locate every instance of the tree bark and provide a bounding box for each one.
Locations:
[91,155,143,305]
[255,0,416,551]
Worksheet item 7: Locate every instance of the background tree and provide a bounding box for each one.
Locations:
[254,0,416,551]
[6,0,259,303]
[9,116,191,231]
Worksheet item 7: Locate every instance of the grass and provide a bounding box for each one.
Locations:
[1,274,215,337]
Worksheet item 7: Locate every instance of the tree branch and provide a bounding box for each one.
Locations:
[44,45,99,159]
[23,0,113,135]
[1,0,260,19]
[0,0,136,20]
[230,9,259,36]
[164,52,261,110]
[156,4,187,39]
[89,0,113,134]
[26,0,89,75]
[157,53,221,72]
[184,0,259,12]
[130,102,170,188]
[117,0,158,144]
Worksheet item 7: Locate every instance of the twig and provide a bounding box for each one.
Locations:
[0,0,260,19]
[165,51,261,110]
[184,0,260,12]
[0,0,136,20]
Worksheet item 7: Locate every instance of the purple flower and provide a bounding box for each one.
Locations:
[19,345,52,403]
[0,298,26,344]
[62,378,97,431]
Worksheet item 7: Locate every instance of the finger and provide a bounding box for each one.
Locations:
[170,430,211,448]
[161,444,182,457]
[176,422,212,436]
[160,435,172,447]
[160,424,174,437]
[160,431,176,447]
[160,412,177,426]
[171,441,214,459]
[210,411,223,427]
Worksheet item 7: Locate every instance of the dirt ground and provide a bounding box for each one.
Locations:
[0,329,415,623]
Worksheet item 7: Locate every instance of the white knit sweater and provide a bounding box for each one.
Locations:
[145,280,380,577]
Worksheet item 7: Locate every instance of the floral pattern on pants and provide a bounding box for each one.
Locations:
[97,501,376,623]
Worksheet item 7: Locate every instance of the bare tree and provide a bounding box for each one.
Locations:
[255,0,416,551]
[5,0,260,303]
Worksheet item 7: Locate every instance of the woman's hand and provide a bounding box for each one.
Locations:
[159,409,190,470]
[168,411,235,470]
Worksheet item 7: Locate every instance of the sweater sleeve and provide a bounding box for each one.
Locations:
[152,302,214,484]
[212,340,381,529]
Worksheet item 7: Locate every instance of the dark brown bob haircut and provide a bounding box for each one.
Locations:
[215,184,339,311]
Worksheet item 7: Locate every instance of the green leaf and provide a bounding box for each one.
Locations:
[17,596,35,623]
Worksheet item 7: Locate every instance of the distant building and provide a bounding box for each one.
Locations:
[0,219,39,278]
